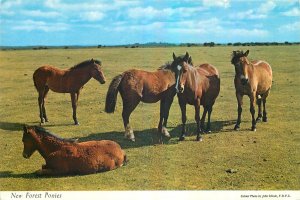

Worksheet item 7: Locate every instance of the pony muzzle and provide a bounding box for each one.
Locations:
[100,78,106,84]
[23,152,30,159]
[241,78,248,85]
[240,75,248,85]
[177,84,185,93]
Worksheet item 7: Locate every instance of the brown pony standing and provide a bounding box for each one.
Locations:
[104,59,191,142]
[33,59,106,125]
[231,50,272,131]
[171,52,220,141]
[22,125,126,175]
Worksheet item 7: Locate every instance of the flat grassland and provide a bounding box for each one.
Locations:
[0,46,299,190]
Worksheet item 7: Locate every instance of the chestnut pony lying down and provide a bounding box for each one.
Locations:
[22,125,127,175]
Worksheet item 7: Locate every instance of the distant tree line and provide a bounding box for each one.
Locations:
[226,41,299,46]
[180,41,299,47]
[119,41,299,48]
[1,41,299,51]
[33,46,48,50]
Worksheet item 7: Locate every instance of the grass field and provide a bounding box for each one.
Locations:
[0,46,299,190]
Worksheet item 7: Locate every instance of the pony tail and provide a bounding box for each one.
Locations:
[105,74,123,113]
[32,70,39,91]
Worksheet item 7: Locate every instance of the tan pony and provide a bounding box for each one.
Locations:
[231,50,272,131]
[22,125,126,175]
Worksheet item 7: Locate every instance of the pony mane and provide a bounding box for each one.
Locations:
[158,61,172,71]
[158,55,194,70]
[231,50,244,64]
[70,59,102,70]
[33,126,77,143]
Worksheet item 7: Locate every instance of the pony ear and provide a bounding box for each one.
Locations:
[173,52,176,60]
[23,125,28,133]
[184,52,189,61]
[188,56,193,65]
[244,50,249,57]
[90,58,94,63]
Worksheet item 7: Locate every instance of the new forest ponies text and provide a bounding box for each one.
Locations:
[231,50,272,131]
[33,59,106,125]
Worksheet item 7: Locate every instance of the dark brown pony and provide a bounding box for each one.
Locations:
[22,125,126,175]
[231,50,272,131]
[33,59,106,125]
[105,58,192,142]
[170,52,220,141]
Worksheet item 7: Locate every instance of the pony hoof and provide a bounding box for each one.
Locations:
[263,118,268,122]
[125,137,135,142]
[161,127,171,137]
[179,137,185,141]
[251,127,257,131]
[35,169,43,175]
[124,135,135,142]
[196,137,203,142]
[163,133,171,138]
[234,125,240,131]
[256,117,262,123]
[74,122,80,125]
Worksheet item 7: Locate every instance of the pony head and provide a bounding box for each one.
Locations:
[171,52,192,93]
[22,125,38,159]
[90,59,106,84]
[231,50,250,85]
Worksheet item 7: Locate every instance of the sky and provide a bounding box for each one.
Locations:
[0,0,299,46]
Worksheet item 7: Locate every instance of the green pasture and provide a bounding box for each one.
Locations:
[0,46,299,190]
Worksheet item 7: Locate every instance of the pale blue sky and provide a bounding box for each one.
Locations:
[0,0,299,46]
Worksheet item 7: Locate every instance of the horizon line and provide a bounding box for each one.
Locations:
[1,41,300,48]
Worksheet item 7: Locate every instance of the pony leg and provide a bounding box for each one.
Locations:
[75,90,81,123]
[262,90,270,122]
[234,93,243,130]
[200,106,208,132]
[256,98,262,122]
[250,94,257,131]
[158,98,173,138]
[158,99,165,133]
[38,92,45,124]
[76,90,80,102]
[70,93,79,125]
[262,98,268,122]
[206,106,213,133]
[178,97,187,141]
[42,86,49,122]
[155,100,165,144]
[194,100,203,141]
[162,96,174,138]
[35,168,60,176]
[122,99,140,142]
